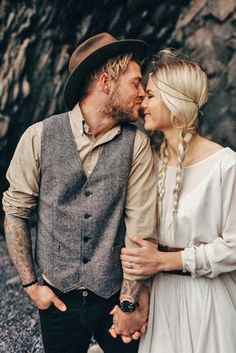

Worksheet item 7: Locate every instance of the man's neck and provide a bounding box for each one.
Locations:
[80,99,117,140]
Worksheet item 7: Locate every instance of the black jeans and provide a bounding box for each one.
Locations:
[39,282,139,353]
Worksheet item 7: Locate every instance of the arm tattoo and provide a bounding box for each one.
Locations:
[4,215,37,285]
[120,279,143,302]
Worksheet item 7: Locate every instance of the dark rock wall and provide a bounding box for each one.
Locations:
[0,0,235,222]
[171,0,236,147]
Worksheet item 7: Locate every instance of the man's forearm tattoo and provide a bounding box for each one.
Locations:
[4,215,37,285]
[120,279,143,302]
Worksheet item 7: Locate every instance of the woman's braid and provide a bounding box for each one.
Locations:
[157,138,169,225]
[166,131,193,245]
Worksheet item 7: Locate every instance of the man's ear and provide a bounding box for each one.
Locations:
[99,72,111,94]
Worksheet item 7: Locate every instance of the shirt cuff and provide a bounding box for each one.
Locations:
[181,247,197,277]
[2,200,32,219]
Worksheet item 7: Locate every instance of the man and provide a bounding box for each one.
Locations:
[3,32,157,353]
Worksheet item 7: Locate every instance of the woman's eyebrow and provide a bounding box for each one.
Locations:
[146,89,155,94]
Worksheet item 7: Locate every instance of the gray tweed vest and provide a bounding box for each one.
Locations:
[36,113,136,297]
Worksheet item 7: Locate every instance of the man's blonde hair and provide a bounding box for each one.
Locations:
[151,49,208,245]
[80,53,133,100]
[93,53,133,84]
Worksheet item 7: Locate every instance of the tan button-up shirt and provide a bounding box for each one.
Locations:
[3,104,157,280]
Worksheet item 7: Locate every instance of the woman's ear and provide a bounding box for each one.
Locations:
[99,72,111,94]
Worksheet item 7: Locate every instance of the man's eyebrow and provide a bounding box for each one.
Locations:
[132,77,142,82]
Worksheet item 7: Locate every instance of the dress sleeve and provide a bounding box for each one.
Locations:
[181,160,236,278]
[123,130,158,281]
[2,122,42,219]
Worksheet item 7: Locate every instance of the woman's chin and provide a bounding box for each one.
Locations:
[144,121,154,132]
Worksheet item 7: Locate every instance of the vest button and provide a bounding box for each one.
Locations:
[85,191,92,197]
[83,236,90,242]
[84,213,91,219]
[83,258,89,264]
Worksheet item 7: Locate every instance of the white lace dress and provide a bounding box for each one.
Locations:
[139,148,236,353]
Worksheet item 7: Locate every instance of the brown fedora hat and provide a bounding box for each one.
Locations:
[64,32,148,110]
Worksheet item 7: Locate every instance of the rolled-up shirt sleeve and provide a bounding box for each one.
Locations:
[124,130,158,281]
[181,161,236,278]
[2,122,42,219]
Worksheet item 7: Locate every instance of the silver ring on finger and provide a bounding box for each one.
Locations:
[128,262,133,269]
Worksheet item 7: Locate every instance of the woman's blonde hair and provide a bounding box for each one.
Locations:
[151,49,208,245]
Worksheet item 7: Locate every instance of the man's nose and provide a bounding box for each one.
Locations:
[141,95,147,108]
[139,85,145,98]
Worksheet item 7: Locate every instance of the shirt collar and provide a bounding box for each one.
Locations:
[69,104,88,136]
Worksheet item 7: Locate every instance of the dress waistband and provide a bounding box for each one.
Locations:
[158,244,191,277]
[162,270,191,277]
[158,244,184,252]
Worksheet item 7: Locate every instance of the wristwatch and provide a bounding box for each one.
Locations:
[119,299,139,313]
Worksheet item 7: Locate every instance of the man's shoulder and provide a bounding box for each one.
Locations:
[43,112,69,124]
[122,124,148,142]
[134,127,149,145]
[21,112,69,142]
[20,121,43,141]
[131,128,151,161]
[135,127,148,139]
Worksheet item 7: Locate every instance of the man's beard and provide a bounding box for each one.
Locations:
[102,89,140,123]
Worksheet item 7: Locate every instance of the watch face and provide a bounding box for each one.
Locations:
[119,299,139,313]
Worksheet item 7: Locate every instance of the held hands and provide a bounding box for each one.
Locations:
[121,235,160,277]
[109,285,149,343]
[24,283,67,312]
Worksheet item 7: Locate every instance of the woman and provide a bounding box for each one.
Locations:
[121,49,236,353]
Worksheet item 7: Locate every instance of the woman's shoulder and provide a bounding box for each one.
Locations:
[219,147,236,170]
[193,137,236,169]
[196,138,222,156]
